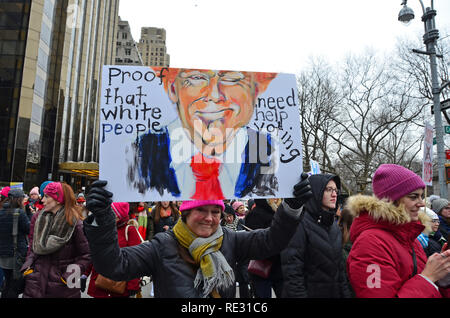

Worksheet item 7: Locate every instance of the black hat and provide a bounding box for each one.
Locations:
[8,188,25,199]
[223,204,236,216]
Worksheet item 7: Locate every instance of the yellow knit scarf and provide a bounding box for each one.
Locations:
[173,219,234,297]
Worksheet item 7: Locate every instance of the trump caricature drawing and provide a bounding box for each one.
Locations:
[126,67,280,200]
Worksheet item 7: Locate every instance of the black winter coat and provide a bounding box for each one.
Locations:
[83,201,302,298]
[281,174,352,298]
[245,199,283,281]
[0,204,30,258]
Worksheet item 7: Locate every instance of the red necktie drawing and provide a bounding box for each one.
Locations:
[190,152,225,200]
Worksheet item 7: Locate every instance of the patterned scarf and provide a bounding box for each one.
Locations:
[173,219,234,297]
[224,217,239,231]
[32,208,76,255]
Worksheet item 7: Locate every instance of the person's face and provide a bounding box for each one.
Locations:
[161,201,170,208]
[441,204,450,219]
[185,204,222,238]
[397,189,425,222]
[431,218,440,232]
[30,193,39,201]
[236,205,246,215]
[225,213,234,224]
[322,180,338,211]
[42,194,62,213]
[169,69,257,155]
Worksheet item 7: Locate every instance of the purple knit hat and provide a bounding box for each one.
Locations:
[179,200,225,213]
[372,164,425,202]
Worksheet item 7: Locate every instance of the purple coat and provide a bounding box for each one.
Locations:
[21,216,91,298]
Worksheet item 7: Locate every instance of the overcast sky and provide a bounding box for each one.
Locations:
[118,0,450,74]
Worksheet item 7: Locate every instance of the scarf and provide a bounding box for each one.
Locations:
[173,219,234,297]
[160,207,172,218]
[224,217,239,231]
[137,208,148,239]
[32,208,77,255]
[417,233,429,249]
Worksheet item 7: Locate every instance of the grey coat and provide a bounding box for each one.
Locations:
[83,201,302,298]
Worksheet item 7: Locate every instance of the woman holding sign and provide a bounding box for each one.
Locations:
[83,174,313,298]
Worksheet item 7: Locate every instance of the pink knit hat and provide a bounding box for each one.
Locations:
[179,200,225,213]
[30,187,39,196]
[44,182,65,204]
[1,186,10,198]
[111,202,130,222]
[232,201,244,211]
[372,164,425,202]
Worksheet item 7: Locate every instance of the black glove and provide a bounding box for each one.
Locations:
[86,180,113,217]
[284,172,313,209]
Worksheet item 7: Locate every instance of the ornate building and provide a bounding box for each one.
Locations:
[0,0,119,191]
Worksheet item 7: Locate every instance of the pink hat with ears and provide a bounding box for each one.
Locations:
[179,200,225,213]
[44,182,65,204]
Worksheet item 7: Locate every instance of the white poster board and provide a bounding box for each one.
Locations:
[99,66,303,202]
[422,121,434,186]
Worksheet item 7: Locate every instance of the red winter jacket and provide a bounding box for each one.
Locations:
[87,222,142,298]
[346,195,449,298]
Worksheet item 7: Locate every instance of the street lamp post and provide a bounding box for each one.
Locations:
[398,0,448,198]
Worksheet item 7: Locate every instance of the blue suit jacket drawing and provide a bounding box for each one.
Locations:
[126,127,278,199]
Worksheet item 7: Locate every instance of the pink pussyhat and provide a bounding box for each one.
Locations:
[111,202,130,222]
[44,182,65,204]
[1,186,10,198]
[179,200,225,213]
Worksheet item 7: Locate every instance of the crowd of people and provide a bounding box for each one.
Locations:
[0,163,450,298]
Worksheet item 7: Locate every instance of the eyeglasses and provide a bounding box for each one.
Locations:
[324,187,340,195]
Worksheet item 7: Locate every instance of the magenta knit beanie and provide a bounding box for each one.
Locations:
[1,186,10,198]
[372,164,425,202]
[179,200,225,213]
[111,202,130,222]
[44,182,65,204]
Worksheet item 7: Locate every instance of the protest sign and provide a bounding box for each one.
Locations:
[100,66,303,202]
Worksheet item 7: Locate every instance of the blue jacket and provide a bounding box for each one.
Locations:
[0,203,30,258]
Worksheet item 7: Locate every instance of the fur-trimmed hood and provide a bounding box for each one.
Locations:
[346,195,428,245]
